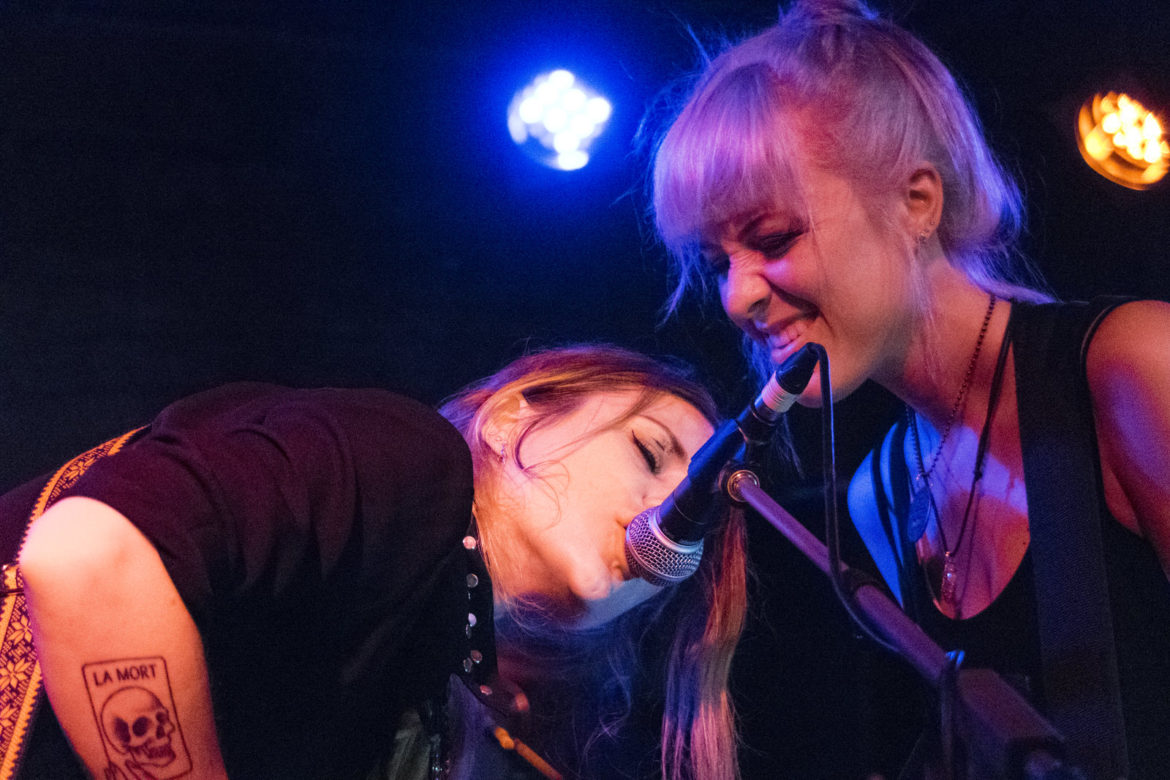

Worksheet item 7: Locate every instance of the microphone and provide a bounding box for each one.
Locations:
[624,343,819,585]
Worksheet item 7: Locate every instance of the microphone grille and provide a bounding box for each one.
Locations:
[623,508,704,587]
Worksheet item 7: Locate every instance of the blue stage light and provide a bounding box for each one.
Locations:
[508,69,612,171]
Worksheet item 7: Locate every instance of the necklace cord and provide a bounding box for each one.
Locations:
[908,295,1013,610]
[918,293,998,478]
[908,293,1000,554]
[973,319,1013,481]
[950,312,1013,550]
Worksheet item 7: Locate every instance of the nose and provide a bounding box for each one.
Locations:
[719,252,770,327]
[620,497,662,533]
[642,470,687,514]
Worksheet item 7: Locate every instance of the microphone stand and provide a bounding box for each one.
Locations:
[725,470,1085,780]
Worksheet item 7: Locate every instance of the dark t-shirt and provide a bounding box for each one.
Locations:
[3,383,475,778]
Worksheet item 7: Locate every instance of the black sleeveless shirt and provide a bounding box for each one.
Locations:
[874,298,1170,779]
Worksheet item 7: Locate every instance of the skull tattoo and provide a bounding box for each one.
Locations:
[100,686,178,767]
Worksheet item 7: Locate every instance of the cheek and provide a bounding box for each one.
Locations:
[822,241,913,330]
[820,296,916,396]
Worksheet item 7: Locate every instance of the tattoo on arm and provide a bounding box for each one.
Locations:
[83,657,192,780]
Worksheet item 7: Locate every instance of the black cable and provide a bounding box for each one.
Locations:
[810,344,898,653]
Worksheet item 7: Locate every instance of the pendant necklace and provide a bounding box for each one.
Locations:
[905,294,997,545]
[907,293,1009,608]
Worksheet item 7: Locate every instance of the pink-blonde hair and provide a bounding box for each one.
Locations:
[651,0,1048,325]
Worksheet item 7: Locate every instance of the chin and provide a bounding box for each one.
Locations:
[570,573,617,603]
[795,364,869,407]
[794,372,833,407]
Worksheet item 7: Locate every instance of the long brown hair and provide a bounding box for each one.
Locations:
[440,344,746,780]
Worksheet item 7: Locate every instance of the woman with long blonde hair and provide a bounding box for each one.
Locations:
[650,1,1170,776]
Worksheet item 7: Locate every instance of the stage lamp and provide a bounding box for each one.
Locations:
[1077,91,1169,189]
[508,69,613,171]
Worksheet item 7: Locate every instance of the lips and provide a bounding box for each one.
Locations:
[759,313,814,362]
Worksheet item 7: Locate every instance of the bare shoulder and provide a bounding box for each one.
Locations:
[21,497,153,585]
[1086,299,1170,368]
[1085,299,1170,578]
[1085,299,1170,408]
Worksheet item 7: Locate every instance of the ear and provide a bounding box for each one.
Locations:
[481,392,531,459]
[904,163,944,240]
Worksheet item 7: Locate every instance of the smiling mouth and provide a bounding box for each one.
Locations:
[761,315,813,360]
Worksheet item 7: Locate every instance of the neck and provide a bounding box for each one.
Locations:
[882,269,1007,431]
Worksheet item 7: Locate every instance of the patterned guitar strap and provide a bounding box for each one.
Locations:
[0,427,143,780]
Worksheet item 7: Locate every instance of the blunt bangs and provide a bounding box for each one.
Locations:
[651,1,1045,317]
[653,62,806,267]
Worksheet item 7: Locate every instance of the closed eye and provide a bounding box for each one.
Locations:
[755,229,803,259]
[632,433,662,474]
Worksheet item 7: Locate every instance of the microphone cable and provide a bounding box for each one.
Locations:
[808,343,898,654]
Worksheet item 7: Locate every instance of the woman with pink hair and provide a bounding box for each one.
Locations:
[651,1,1170,776]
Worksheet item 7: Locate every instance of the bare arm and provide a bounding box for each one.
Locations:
[1087,299,1170,580]
[20,496,228,780]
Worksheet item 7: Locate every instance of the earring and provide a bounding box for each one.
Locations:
[498,444,507,464]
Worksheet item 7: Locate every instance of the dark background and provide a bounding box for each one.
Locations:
[3,1,1168,776]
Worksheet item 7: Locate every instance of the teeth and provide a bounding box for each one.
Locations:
[767,317,806,350]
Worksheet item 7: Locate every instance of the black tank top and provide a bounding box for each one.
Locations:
[904,548,1041,700]
[881,298,1170,778]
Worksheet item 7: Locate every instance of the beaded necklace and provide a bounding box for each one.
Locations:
[907,293,1011,609]
[905,293,997,543]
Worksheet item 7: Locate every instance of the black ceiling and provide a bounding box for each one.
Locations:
[4,2,1168,483]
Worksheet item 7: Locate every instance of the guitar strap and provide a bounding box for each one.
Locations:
[1012,297,1129,778]
[0,427,143,780]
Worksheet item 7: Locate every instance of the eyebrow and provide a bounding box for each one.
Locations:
[698,210,798,251]
[639,415,689,461]
[739,210,807,241]
[737,213,772,239]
